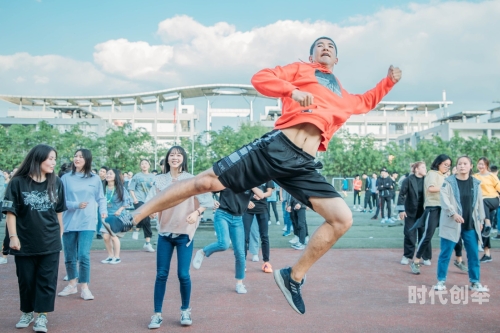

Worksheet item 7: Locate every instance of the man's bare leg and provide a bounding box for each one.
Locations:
[290,197,353,282]
[132,168,225,222]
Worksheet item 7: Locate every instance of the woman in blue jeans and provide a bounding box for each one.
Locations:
[434,156,489,293]
[191,187,264,294]
[58,149,107,301]
[146,146,213,330]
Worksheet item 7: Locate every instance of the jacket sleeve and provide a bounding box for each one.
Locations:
[251,63,300,98]
[396,177,409,212]
[347,76,395,115]
[440,182,457,218]
[477,190,486,222]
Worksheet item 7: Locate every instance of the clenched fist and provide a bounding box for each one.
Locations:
[388,65,402,83]
[291,89,314,107]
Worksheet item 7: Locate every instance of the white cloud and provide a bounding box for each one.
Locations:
[0,52,138,96]
[91,2,500,111]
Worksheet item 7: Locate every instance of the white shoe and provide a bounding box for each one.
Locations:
[0,257,7,264]
[101,257,113,264]
[192,249,205,269]
[291,243,305,250]
[470,282,489,292]
[289,236,299,244]
[63,275,68,281]
[236,283,247,294]
[268,220,271,225]
[15,312,34,328]
[276,221,280,225]
[305,236,309,245]
[434,281,446,291]
[282,226,287,231]
[400,256,409,265]
[110,258,121,265]
[80,287,95,300]
[180,308,192,326]
[143,243,155,252]
[148,314,163,329]
[251,255,259,262]
[58,284,77,297]
[380,219,386,224]
[422,259,431,266]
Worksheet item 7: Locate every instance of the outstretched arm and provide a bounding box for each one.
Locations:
[350,66,402,115]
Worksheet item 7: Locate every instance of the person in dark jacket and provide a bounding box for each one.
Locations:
[287,195,308,250]
[378,168,395,224]
[396,162,428,265]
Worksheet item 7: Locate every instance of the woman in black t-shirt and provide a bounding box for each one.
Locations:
[3,144,67,332]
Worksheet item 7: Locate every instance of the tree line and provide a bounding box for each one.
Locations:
[0,121,498,179]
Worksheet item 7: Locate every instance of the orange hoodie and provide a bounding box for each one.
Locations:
[251,62,395,151]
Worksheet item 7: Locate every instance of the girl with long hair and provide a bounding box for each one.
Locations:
[100,169,132,264]
[3,144,67,332]
[145,146,213,330]
[473,156,500,262]
[434,156,488,292]
[410,154,452,274]
[396,161,427,265]
[57,149,107,301]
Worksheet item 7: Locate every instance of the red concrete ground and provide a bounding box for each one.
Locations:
[0,249,499,332]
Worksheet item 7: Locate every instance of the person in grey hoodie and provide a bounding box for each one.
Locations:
[433,156,489,293]
[57,149,107,301]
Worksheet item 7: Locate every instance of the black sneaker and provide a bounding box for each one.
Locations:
[482,225,492,238]
[480,254,492,263]
[96,234,103,239]
[273,267,305,314]
[492,235,500,240]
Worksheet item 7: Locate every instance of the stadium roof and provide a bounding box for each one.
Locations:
[0,84,266,108]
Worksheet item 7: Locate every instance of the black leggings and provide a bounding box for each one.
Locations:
[290,208,308,244]
[483,197,499,222]
[380,196,392,218]
[353,190,361,205]
[267,201,279,222]
[134,201,153,239]
[243,212,270,262]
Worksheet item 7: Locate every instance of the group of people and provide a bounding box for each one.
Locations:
[396,155,498,292]
[3,35,406,331]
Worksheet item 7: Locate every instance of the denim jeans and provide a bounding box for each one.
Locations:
[437,229,480,283]
[154,234,193,313]
[62,231,95,283]
[96,208,102,236]
[203,209,245,280]
[248,217,260,255]
[282,201,292,233]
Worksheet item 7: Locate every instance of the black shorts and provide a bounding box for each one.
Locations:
[213,130,341,209]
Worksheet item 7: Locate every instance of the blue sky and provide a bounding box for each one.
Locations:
[0,0,498,129]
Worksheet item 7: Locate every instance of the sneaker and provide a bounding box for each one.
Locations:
[410,261,421,275]
[268,220,271,225]
[262,262,273,273]
[304,236,309,245]
[400,256,409,265]
[454,260,468,272]
[273,267,305,315]
[380,218,386,224]
[433,281,446,291]
[282,226,287,231]
[180,308,192,326]
[96,234,103,239]
[276,221,280,225]
[101,257,113,264]
[386,219,395,224]
[143,243,155,253]
[192,249,205,269]
[63,275,68,281]
[80,288,95,300]
[58,284,77,297]
[148,314,163,329]
[33,314,48,332]
[15,312,34,328]
[289,236,299,244]
[482,225,492,238]
[282,232,291,237]
[470,282,489,292]
[422,259,431,266]
[480,254,492,263]
[370,216,377,220]
[0,257,7,264]
[251,255,259,262]
[110,258,121,265]
[236,283,247,294]
[291,243,305,250]
[369,210,373,213]
[361,209,366,213]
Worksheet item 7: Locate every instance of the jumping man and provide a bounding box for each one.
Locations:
[131,36,402,314]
